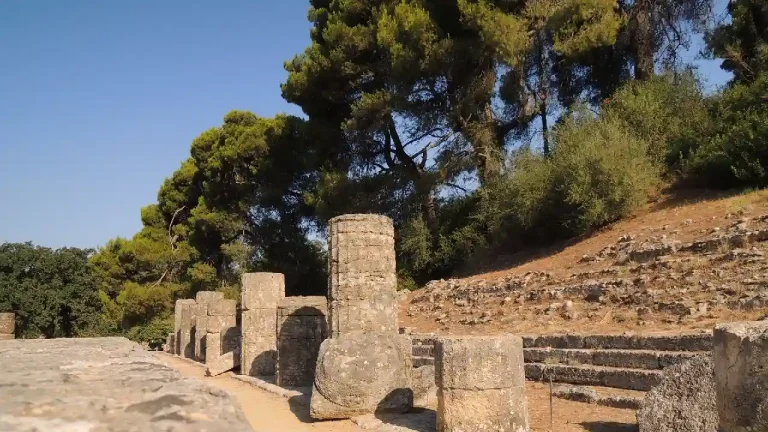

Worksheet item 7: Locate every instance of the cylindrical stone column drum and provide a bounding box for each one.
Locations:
[714,321,768,431]
[435,335,529,432]
[0,312,15,340]
[241,272,285,376]
[328,214,397,337]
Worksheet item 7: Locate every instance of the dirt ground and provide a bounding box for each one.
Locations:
[160,353,638,432]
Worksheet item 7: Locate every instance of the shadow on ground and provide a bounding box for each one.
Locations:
[374,407,436,432]
[579,421,639,432]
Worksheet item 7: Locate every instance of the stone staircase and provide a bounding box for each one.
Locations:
[409,332,711,404]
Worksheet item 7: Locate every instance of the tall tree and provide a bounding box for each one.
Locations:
[707,0,768,83]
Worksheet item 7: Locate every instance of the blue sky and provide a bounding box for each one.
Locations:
[0,1,732,250]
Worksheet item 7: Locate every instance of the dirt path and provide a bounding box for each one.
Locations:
[158,353,362,432]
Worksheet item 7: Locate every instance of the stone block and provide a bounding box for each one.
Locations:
[222,326,241,354]
[166,333,175,354]
[242,337,277,376]
[194,315,208,361]
[195,290,224,304]
[241,309,276,342]
[241,272,285,310]
[207,315,237,333]
[178,330,194,359]
[714,321,768,431]
[329,274,398,302]
[207,299,237,316]
[277,337,323,387]
[310,331,412,420]
[637,355,717,432]
[328,297,398,337]
[174,299,195,333]
[435,335,528,432]
[412,365,437,408]
[0,312,15,335]
[178,302,197,331]
[278,314,328,340]
[206,332,222,360]
[206,351,240,377]
[0,334,14,340]
[277,296,327,314]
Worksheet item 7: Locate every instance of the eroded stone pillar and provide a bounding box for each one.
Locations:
[174,299,195,357]
[714,321,768,430]
[204,298,240,376]
[193,291,224,361]
[276,296,328,387]
[0,312,15,340]
[328,214,397,337]
[435,335,529,432]
[241,272,284,376]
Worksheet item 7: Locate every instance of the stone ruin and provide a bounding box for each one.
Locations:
[165,213,533,429]
[0,312,15,340]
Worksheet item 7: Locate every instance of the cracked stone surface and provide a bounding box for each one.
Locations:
[0,337,252,432]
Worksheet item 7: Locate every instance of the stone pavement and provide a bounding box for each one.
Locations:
[0,337,252,432]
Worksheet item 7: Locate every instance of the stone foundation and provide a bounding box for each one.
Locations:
[276,296,328,387]
[714,321,768,431]
[241,272,284,376]
[435,335,528,432]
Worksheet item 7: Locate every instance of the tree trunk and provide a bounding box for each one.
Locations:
[633,0,655,80]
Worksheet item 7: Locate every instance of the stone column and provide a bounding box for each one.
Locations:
[204,298,240,376]
[240,272,284,376]
[276,296,328,387]
[193,291,224,361]
[714,321,768,430]
[174,299,196,357]
[0,312,15,340]
[435,335,529,432]
[165,333,175,353]
[328,214,397,337]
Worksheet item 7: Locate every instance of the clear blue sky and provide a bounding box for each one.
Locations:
[0,1,732,250]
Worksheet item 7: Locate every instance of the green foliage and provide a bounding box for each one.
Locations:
[707,0,768,84]
[0,243,102,338]
[685,76,768,187]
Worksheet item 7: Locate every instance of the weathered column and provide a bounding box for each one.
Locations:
[276,296,328,387]
[714,321,768,430]
[435,335,529,432]
[241,272,284,376]
[174,299,196,357]
[193,291,224,361]
[328,214,397,337]
[165,332,175,353]
[0,312,15,340]
[204,298,240,376]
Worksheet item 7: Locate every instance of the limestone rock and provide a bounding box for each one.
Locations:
[637,355,717,432]
[310,331,413,420]
[412,365,437,408]
[0,312,15,335]
[0,337,252,431]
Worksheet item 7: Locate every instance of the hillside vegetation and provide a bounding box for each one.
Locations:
[1,0,767,346]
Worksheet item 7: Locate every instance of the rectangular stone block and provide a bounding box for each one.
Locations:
[194,315,208,361]
[241,272,285,310]
[437,387,528,432]
[222,326,241,354]
[166,333,175,354]
[206,351,240,377]
[177,330,194,359]
[241,337,276,376]
[277,296,327,315]
[714,321,768,431]
[174,299,195,333]
[277,337,323,387]
[206,332,222,360]
[436,336,524,390]
[207,299,237,316]
[328,297,398,337]
[0,313,15,335]
[195,291,224,304]
[207,315,237,333]
[241,309,276,342]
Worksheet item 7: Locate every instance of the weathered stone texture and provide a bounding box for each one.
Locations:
[637,355,717,432]
[310,331,413,420]
[277,296,328,387]
[240,272,284,376]
[435,335,528,432]
[0,337,252,431]
[174,299,196,355]
[165,332,175,354]
[208,299,237,316]
[0,312,15,336]
[192,291,224,361]
[195,290,224,304]
[714,321,768,431]
[328,214,397,337]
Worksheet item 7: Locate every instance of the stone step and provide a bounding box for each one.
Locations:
[551,384,644,410]
[525,363,662,391]
[412,356,435,368]
[524,347,701,370]
[522,333,712,352]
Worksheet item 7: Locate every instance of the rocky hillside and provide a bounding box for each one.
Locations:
[400,190,768,336]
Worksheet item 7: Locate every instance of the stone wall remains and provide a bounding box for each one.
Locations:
[0,312,15,340]
[276,296,328,387]
[241,272,285,376]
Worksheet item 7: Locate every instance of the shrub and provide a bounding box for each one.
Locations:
[685,76,768,187]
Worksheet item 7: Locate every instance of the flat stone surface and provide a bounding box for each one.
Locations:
[0,337,252,431]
